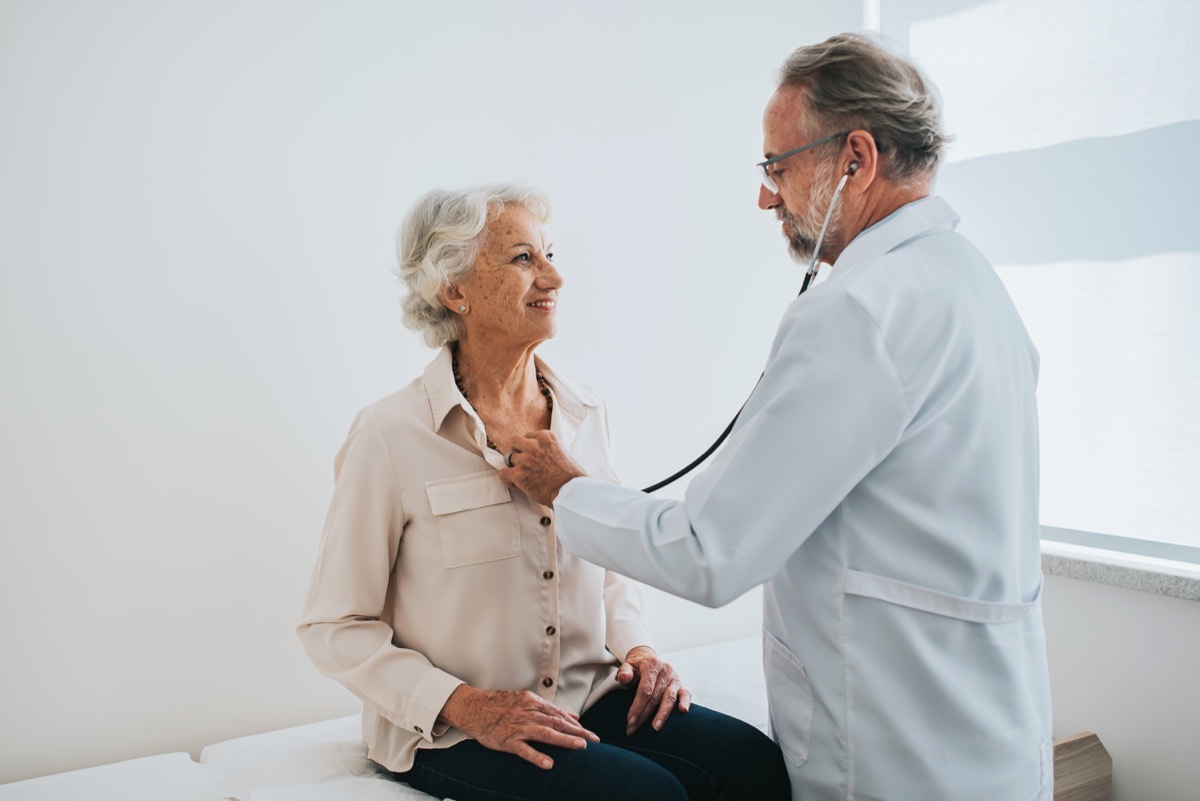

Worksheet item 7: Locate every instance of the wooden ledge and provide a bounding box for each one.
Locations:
[1054,732,1112,801]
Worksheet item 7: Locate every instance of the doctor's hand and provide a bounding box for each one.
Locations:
[437,685,599,770]
[498,430,587,507]
[619,646,692,735]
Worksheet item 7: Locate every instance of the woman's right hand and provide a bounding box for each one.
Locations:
[437,685,600,770]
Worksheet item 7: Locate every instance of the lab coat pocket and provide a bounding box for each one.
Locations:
[425,471,521,568]
[762,629,814,768]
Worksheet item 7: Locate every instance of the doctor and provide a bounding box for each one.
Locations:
[501,33,1053,801]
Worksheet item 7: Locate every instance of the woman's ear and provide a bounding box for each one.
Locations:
[440,284,467,314]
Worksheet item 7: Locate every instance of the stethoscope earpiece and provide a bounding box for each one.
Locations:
[644,155,863,494]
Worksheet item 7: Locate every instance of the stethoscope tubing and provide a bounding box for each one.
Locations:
[639,171,852,493]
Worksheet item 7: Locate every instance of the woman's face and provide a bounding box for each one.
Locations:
[454,204,562,351]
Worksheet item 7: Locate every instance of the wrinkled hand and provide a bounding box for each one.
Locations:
[498,430,587,507]
[618,646,692,735]
[438,686,599,770]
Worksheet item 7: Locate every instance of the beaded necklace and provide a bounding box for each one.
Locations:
[451,345,553,452]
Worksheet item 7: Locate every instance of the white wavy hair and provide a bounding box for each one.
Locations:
[396,182,552,348]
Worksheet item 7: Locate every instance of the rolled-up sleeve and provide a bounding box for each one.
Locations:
[297,408,463,742]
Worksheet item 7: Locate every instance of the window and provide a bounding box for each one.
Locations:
[880,0,1200,552]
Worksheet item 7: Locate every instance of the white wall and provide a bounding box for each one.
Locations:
[12,5,1194,798]
[1043,575,1200,801]
[0,0,861,783]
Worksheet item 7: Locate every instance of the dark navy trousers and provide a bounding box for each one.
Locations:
[389,689,791,801]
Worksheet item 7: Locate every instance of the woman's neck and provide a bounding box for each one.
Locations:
[452,338,541,413]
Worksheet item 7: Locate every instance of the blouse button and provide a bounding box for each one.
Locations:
[540,516,552,526]
[542,677,554,688]
[414,725,423,734]
[546,625,556,636]
[543,570,554,580]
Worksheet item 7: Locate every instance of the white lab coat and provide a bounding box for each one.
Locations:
[554,197,1053,801]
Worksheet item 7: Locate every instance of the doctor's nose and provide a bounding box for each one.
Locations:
[758,183,781,211]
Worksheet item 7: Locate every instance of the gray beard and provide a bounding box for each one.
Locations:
[782,212,819,264]
[779,166,841,265]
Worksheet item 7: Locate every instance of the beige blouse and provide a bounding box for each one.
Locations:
[297,346,653,772]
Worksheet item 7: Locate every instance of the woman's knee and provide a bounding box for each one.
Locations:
[551,742,688,801]
[608,763,688,801]
[720,723,791,800]
[671,709,789,800]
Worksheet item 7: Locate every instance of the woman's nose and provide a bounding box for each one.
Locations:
[537,258,563,288]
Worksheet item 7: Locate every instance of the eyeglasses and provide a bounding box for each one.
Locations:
[756,131,850,193]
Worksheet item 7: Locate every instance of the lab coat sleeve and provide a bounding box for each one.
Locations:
[297,409,463,743]
[555,290,909,607]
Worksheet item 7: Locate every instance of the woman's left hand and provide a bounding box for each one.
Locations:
[618,646,692,735]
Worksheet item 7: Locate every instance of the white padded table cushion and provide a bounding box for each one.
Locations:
[0,636,767,801]
[0,752,223,801]
[250,776,445,800]
[197,635,767,800]
[665,635,768,732]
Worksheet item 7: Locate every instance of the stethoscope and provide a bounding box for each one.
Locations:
[640,161,859,493]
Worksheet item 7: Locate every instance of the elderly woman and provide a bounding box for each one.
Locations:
[297,183,789,801]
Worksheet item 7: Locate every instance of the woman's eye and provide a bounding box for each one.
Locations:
[514,253,531,262]
[546,252,554,262]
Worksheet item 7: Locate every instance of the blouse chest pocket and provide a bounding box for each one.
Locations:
[425,471,522,568]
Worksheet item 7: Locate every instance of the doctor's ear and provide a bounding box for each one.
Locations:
[843,130,880,184]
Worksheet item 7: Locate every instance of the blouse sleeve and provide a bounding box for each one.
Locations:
[297,408,463,743]
[591,395,655,658]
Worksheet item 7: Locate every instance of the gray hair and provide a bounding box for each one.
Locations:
[778,33,951,185]
[397,182,551,348]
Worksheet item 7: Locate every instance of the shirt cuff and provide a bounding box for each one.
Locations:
[405,667,465,743]
[606,624,656,664]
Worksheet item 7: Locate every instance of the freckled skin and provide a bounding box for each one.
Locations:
[442,205,563,454]
[456,206,561,353]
